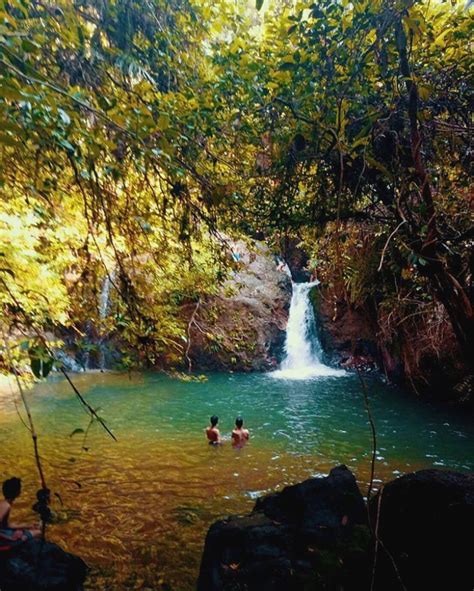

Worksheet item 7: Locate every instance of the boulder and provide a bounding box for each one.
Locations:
[198,466,474,590]
[185,240,291,371]
[0,539,87,591]
[369,469,474,591]
[255,464,367,543]
[197,465,371,590]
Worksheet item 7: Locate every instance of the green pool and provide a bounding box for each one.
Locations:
[0,371,472,589]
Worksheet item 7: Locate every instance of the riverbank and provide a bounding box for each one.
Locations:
[0,373,21,400]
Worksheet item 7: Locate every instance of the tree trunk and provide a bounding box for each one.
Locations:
[395,18,474,370]
[426,266,474,369]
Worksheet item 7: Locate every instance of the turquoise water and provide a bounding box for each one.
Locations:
[0,371,472,589]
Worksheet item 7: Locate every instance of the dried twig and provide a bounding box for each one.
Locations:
[370,484,384,591]
[378,221,406,272]
[359,371,407,591]
[60,368,117,441]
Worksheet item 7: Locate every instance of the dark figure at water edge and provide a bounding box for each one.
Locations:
[206,415,222,445]
[0,478,41,551]
[232,417,249,449]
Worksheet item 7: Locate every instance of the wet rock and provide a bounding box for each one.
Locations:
[197,465,371,591]
[255,465,367,540]
[198,467,474,590]
[340,354,377,373]
[369,469,474,591]
[52,349,84,373]
[309,289,380,370]
[0,539,87,591]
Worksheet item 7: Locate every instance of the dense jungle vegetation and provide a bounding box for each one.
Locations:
[0,0,472,387]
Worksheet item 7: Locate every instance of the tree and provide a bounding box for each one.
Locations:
[0,0,238,365]
[240,0,473,369]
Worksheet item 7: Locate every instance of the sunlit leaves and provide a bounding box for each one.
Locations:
[0,0,471,369]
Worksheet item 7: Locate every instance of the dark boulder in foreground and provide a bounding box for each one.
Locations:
[0,539,87,591]
[369,469,474,591]
[197,465,371,590]
[198,466,474,591]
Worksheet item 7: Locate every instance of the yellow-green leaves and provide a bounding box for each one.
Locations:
[157,112,171,131]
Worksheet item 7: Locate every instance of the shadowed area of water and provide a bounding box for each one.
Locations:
[0,371,472,589]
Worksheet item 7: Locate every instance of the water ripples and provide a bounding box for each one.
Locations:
[0,371,472,590]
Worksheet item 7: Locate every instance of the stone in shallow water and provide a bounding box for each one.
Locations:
[0,539,87,591]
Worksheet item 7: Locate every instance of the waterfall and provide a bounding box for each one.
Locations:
[273,281,344,379]
[98,271,115,371]
[99,272,114,321]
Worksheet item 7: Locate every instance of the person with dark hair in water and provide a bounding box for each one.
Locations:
[0,478,41,551]
[205,415,221,445]
[232,417,249,449]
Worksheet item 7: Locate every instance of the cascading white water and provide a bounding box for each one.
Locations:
[273,281,344,379]
[281,281,320,370]
[99,272,114,321]
[98,271,115,371]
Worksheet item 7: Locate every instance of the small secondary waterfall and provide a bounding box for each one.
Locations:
[99,272,114,321]
[273,281,344,379]
[98,271,115,370]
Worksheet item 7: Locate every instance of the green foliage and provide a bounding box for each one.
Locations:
[0,0,472,368]
[0,0,239,366]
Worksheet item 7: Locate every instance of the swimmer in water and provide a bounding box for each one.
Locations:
[206,415,221,445]
[232,416,249,449]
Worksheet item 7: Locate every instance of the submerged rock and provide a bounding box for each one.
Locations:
[0,539,87,591]
[197,465,371,590]
[369,469,474,591]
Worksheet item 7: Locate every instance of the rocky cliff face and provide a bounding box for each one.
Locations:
[310,286,470,404]
[310,288,381,372]
[53,240,291,374]
[183,240,291,372]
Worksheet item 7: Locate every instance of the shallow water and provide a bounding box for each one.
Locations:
[0,371,472,589]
